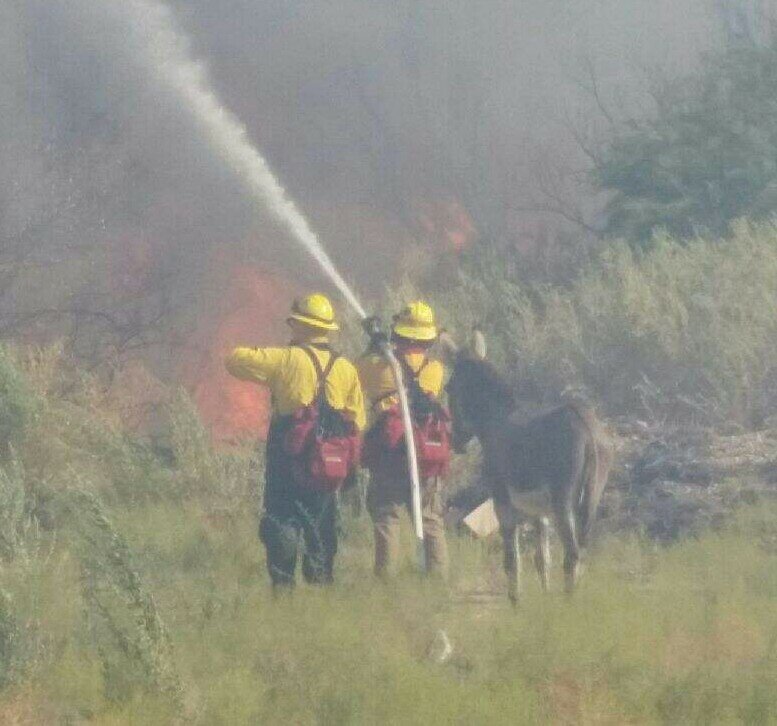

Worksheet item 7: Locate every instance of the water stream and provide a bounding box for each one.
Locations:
[129,0,367,320]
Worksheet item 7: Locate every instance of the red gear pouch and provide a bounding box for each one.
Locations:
[305,435,352,492]
[414,411,451,478]
[364,404,452,478]
[284,406,317,457]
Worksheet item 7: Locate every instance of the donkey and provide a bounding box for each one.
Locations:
[441,332,611,602]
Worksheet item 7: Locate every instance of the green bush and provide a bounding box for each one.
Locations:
[0,346,39,456]
[61,486,181,705]
[422,221,777,424]
[0,347,175,507]
[0,456,30,563]
[0,589,26,690]
[596,40,777,246]
[168,390,261,511]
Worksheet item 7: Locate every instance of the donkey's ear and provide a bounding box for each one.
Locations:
[437,330,459,363]
[471,327,487,360]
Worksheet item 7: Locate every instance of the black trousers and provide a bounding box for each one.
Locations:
[259,417,338,587]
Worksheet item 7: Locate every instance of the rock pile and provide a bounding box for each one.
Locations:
[600,420,777,540]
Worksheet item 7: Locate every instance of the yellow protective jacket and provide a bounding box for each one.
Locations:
[357,348,445,421]
[225,340,366,430]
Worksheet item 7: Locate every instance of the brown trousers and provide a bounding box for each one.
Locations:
[367,461,448,577]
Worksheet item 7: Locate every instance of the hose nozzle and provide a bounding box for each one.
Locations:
[362,315,388,351]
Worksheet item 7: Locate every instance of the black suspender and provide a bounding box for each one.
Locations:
[296,345,352,437]
[297,345,339,401]
[371,355,431,411]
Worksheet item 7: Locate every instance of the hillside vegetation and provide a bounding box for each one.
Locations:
[0,341,776,724]
[417,221,777,427]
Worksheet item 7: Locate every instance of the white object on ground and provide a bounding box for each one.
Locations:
[427,629,453,664]
[461,498,500,539]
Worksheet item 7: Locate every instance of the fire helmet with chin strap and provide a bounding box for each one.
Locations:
[392,300,438,341]
[287,293,339,331]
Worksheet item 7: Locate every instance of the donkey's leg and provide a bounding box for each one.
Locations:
[494,484,522,605]
[555,500,580,594]
[496,498,522,604]
[502,522,522,605]
[534,516,552,592]
[553,428,588,595]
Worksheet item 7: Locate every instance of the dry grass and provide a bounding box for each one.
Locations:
[3,499,762,725]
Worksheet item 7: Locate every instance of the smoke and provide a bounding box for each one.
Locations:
[120,0,366,318]
[4,0,740,351]
[164,0,723,248]
[1,0,743,435]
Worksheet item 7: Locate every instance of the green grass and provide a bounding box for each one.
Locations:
[1,343,776,723]
[1,497,776,725]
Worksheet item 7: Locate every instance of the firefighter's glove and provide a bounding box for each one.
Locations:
[362,316,388,351]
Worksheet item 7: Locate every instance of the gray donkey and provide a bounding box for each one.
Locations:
[441,332,611,602]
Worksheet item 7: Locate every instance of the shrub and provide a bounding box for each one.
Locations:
[60,486,181,705]
[0,455,31,563]
[0,346,175,506]
[596,40,777,246]
[0,590,24,689]
[0,346,39,456]
[168,390,261,510]
[420,221,777,424]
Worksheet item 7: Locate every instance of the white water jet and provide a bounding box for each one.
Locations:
[128,0,367,319]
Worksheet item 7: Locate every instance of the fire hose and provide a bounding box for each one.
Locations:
[362,316,426,570]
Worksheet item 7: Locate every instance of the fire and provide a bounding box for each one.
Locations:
[417,199,477,253]
[186,263,295,441]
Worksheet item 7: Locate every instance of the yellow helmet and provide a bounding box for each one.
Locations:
[392,300,437,341]
[287,293,339,331]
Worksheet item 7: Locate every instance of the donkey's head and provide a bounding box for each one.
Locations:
[440,329,515,453]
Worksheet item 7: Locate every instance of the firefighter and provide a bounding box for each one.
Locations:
[359,301,450,578]
[225,293,365,588]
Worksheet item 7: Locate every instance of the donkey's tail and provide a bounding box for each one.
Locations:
[576,427,610,548]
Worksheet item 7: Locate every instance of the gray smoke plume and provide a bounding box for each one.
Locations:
[2,0,735,363]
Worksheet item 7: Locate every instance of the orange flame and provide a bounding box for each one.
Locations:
[417,199,476,253]
[185,264,296,441]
